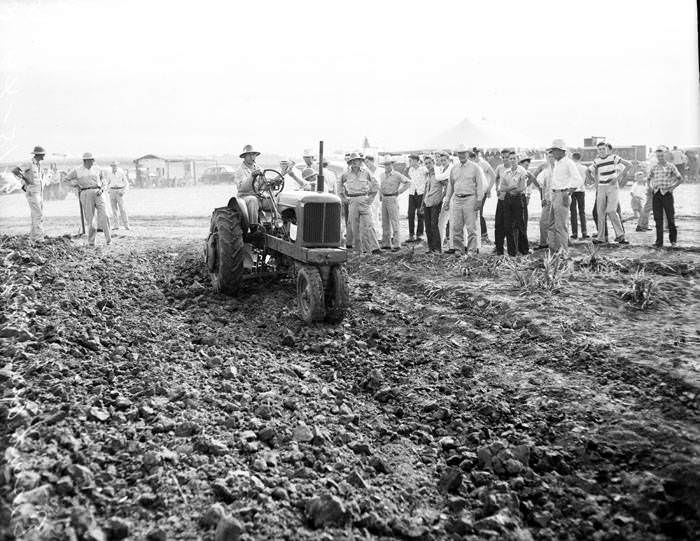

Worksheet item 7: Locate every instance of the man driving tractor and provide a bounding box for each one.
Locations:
[233,144,263,226]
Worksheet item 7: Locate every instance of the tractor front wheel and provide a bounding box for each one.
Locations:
[324,266,349,323]
[296,265,326,323]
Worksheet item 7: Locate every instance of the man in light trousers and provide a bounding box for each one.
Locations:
[546,140,582,254]
[443,145,485,254]
[341,152,381,255]
[437,151,454,250]
[378,156,410,250]
[13,146,48,240]
[107,161,130,230]
[589,142,630,244]
[64,152,111,246]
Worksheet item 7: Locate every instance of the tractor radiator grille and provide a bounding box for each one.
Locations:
[303,202,341,245]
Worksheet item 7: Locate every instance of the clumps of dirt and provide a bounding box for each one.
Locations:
[1,234,699,540]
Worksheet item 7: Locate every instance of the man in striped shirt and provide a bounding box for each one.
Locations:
[589,142,630,244]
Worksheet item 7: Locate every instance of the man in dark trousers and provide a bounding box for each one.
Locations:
[405,153,427,243]
[648,145,682,248]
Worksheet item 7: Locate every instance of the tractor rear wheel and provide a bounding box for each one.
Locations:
[324,266,349,323]
[296,265,326,323]
[207,207,244,295]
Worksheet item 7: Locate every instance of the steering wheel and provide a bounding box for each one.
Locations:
[252,169,285,197]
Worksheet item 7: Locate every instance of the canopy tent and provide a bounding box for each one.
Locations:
[424,116,536,150]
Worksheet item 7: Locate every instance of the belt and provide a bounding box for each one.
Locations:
[382,192,398,197]
[347,193,368,197]
[79,187,100,192]
[552,188,570,192]
[109,186,127,190]
[455,193,474,198]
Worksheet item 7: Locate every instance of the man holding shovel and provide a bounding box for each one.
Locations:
[64,152,111,246]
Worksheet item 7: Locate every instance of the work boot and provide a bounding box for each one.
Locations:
[615,236,628,244]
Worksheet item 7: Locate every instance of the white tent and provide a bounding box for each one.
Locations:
[425,116,536,150]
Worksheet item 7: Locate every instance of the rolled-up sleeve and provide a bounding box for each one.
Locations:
[475,165,485,200]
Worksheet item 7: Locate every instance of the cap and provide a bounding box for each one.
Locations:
[82,152,95,160]
[32,146,46,155]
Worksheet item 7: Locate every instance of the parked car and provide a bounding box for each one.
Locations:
[200,165,236,185]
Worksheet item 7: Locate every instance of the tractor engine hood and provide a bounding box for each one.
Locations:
[276,191,342,211]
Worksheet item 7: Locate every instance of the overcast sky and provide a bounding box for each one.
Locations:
[1,0,698,162]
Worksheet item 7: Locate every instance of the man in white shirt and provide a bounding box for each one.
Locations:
[569,153,588,239]
[493,148,512,255]
[437,151,455,251]
[536,153,555,248]
[406,153,427,243]
[321,159,338,195]
[279,160,309,192]
[363,154,382,237]
[547,140,583,254]
[106,161,130,230]
[443,145,485,254]
[670,146,687,179]
[64,152,111,246]
[13,146,49,241]
[474,148,496,245]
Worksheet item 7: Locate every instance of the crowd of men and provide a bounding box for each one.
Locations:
[13,148,130,246]
[14,141,685,252]
[230,140,682,255]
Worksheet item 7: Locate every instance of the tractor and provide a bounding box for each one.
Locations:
[204,163,349,324]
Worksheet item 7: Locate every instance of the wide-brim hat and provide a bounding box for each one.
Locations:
[82,152,95,160]
[381,156,395,165]
[518,155,532,164]
[347,152,362,162]
[547,139,567,151]
[239,144,261,158]
[454,144,469,154]
[302,148,314,158]
[110,160,119,166]
[32,145,46,155]
[655,145,668,152]
[408,153,420,160]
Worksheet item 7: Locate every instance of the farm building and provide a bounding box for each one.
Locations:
[133,154,198,188]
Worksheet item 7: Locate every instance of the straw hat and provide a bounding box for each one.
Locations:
[547,139,567,151]
[239,144,261,158]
